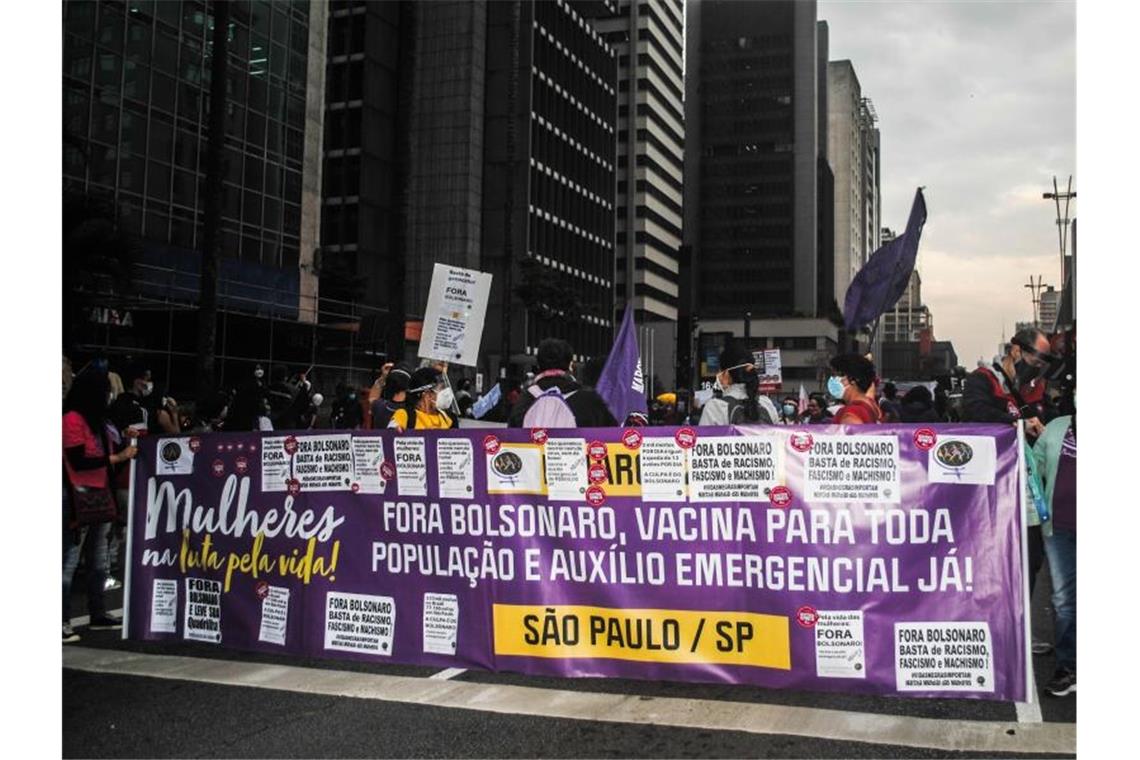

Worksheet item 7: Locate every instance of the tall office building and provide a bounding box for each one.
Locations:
[319,0,617,378]
[482,0,619,374]
[827,60,880,308]
[320,0,486,360]
[682,0,837,388]
[684,0,824,320]
[882,270,932,342]
[592,0,685,389]
[1038,285,1061,331]
[63,0,327,389]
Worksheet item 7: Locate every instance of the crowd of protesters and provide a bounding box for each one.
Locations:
[62,326,1075,698]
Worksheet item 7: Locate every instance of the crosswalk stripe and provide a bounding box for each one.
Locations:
[62,646,1075,755]
[429,668,467,680]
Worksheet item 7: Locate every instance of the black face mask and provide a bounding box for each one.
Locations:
[1014,359,1040,385]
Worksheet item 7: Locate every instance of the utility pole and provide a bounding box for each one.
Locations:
[1024,275,1044,328]
[1043,175,1076,281]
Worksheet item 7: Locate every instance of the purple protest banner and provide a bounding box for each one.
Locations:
[125,424,1029,701]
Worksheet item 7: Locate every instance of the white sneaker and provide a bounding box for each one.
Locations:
[104,577,122,591]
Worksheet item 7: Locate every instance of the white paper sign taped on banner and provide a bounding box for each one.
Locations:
[418,263,494,366]
[926,435,997,486]
[324,592,396,656]
[150,579,178,633]
[155,437,195,475]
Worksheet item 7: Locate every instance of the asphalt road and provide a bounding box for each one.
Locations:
[62,564,1075,759]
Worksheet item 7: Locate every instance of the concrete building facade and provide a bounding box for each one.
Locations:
[680,0,836,391]
[592,0,685,390]
[827,59,880,309]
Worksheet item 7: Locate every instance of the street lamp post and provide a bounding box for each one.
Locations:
[1043,175,1076,282]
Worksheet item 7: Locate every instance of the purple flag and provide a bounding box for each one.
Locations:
[595,304,648,422]
[844,188,927,332]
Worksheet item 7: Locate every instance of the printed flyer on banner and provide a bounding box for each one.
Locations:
[261,433,354,492]
[126,423,1029,702]
[803,435,901,504]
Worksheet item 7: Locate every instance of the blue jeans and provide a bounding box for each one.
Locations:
[1043,528,1076,671]
[62,492,110,623]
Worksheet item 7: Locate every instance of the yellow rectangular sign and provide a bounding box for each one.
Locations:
[493,603,790,669]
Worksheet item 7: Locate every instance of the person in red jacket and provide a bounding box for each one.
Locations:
[827,354,883,424]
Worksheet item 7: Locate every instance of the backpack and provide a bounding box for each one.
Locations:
[723,396,775,425]
[523,385,579,428]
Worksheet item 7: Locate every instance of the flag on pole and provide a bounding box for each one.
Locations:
[844,188,928,332]
[797,383,809,415]
[595,304,648,423]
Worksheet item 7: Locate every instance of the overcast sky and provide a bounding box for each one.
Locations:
[818,0,1076,366]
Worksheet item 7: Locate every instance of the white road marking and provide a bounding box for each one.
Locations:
[62,647,1075,755]
[429,668,467,681]
[1015,699,1044,723]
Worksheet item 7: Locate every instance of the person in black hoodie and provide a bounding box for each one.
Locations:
[508,339,616,428]
[899,386,941,423]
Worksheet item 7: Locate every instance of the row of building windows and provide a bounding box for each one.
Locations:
[533,70,614,162]
[530,121,614,217]
[537,0,615,86]
[531,167,612,242]
[528,207,613,278]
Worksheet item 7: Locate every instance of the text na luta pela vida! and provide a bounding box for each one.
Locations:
[141,475,344,592]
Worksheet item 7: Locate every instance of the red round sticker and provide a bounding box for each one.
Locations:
[674,427,697,449]
[588,462,608,484]
[587,440,608,461]
[379,460,396,481]
[350,482,360,493]
[483,435,501,455]
[188,437,202,453]
[211,459,225,478]
[789,432,814,453]
[531,428,549,445]
[621,428,643,450]
[914,428,937,450]
[286,478,301,496]
[796,605,819,629]
[254,580,270,600]
[770,485,793,508]
[585,485,606,507]
[284,435,299,455]
[235,456,249,475]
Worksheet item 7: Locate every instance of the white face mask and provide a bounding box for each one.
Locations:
[254,367,264,379]
[435,387,455,410]
[310,393,324,407]
[141,381,154,397]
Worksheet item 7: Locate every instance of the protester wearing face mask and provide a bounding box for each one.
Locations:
[780,395,799,425]
[962,327,1055,438]
[388,367,454,431]
[330,382,365,429]
[699,343,778,425]
[108,363,152,436]
[827,354,883,424]
[962,326,1056,655]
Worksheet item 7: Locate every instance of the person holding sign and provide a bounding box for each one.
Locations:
[698,342,778,425]
[388,367,454,431]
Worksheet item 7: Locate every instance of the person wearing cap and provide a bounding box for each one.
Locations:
[699,342,778,425]
[388,367,454,431]
[827,354,883,424]
[370,363,412,429]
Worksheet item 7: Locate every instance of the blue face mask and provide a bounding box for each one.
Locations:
[782,404,796,418]
[827,375,846,400]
